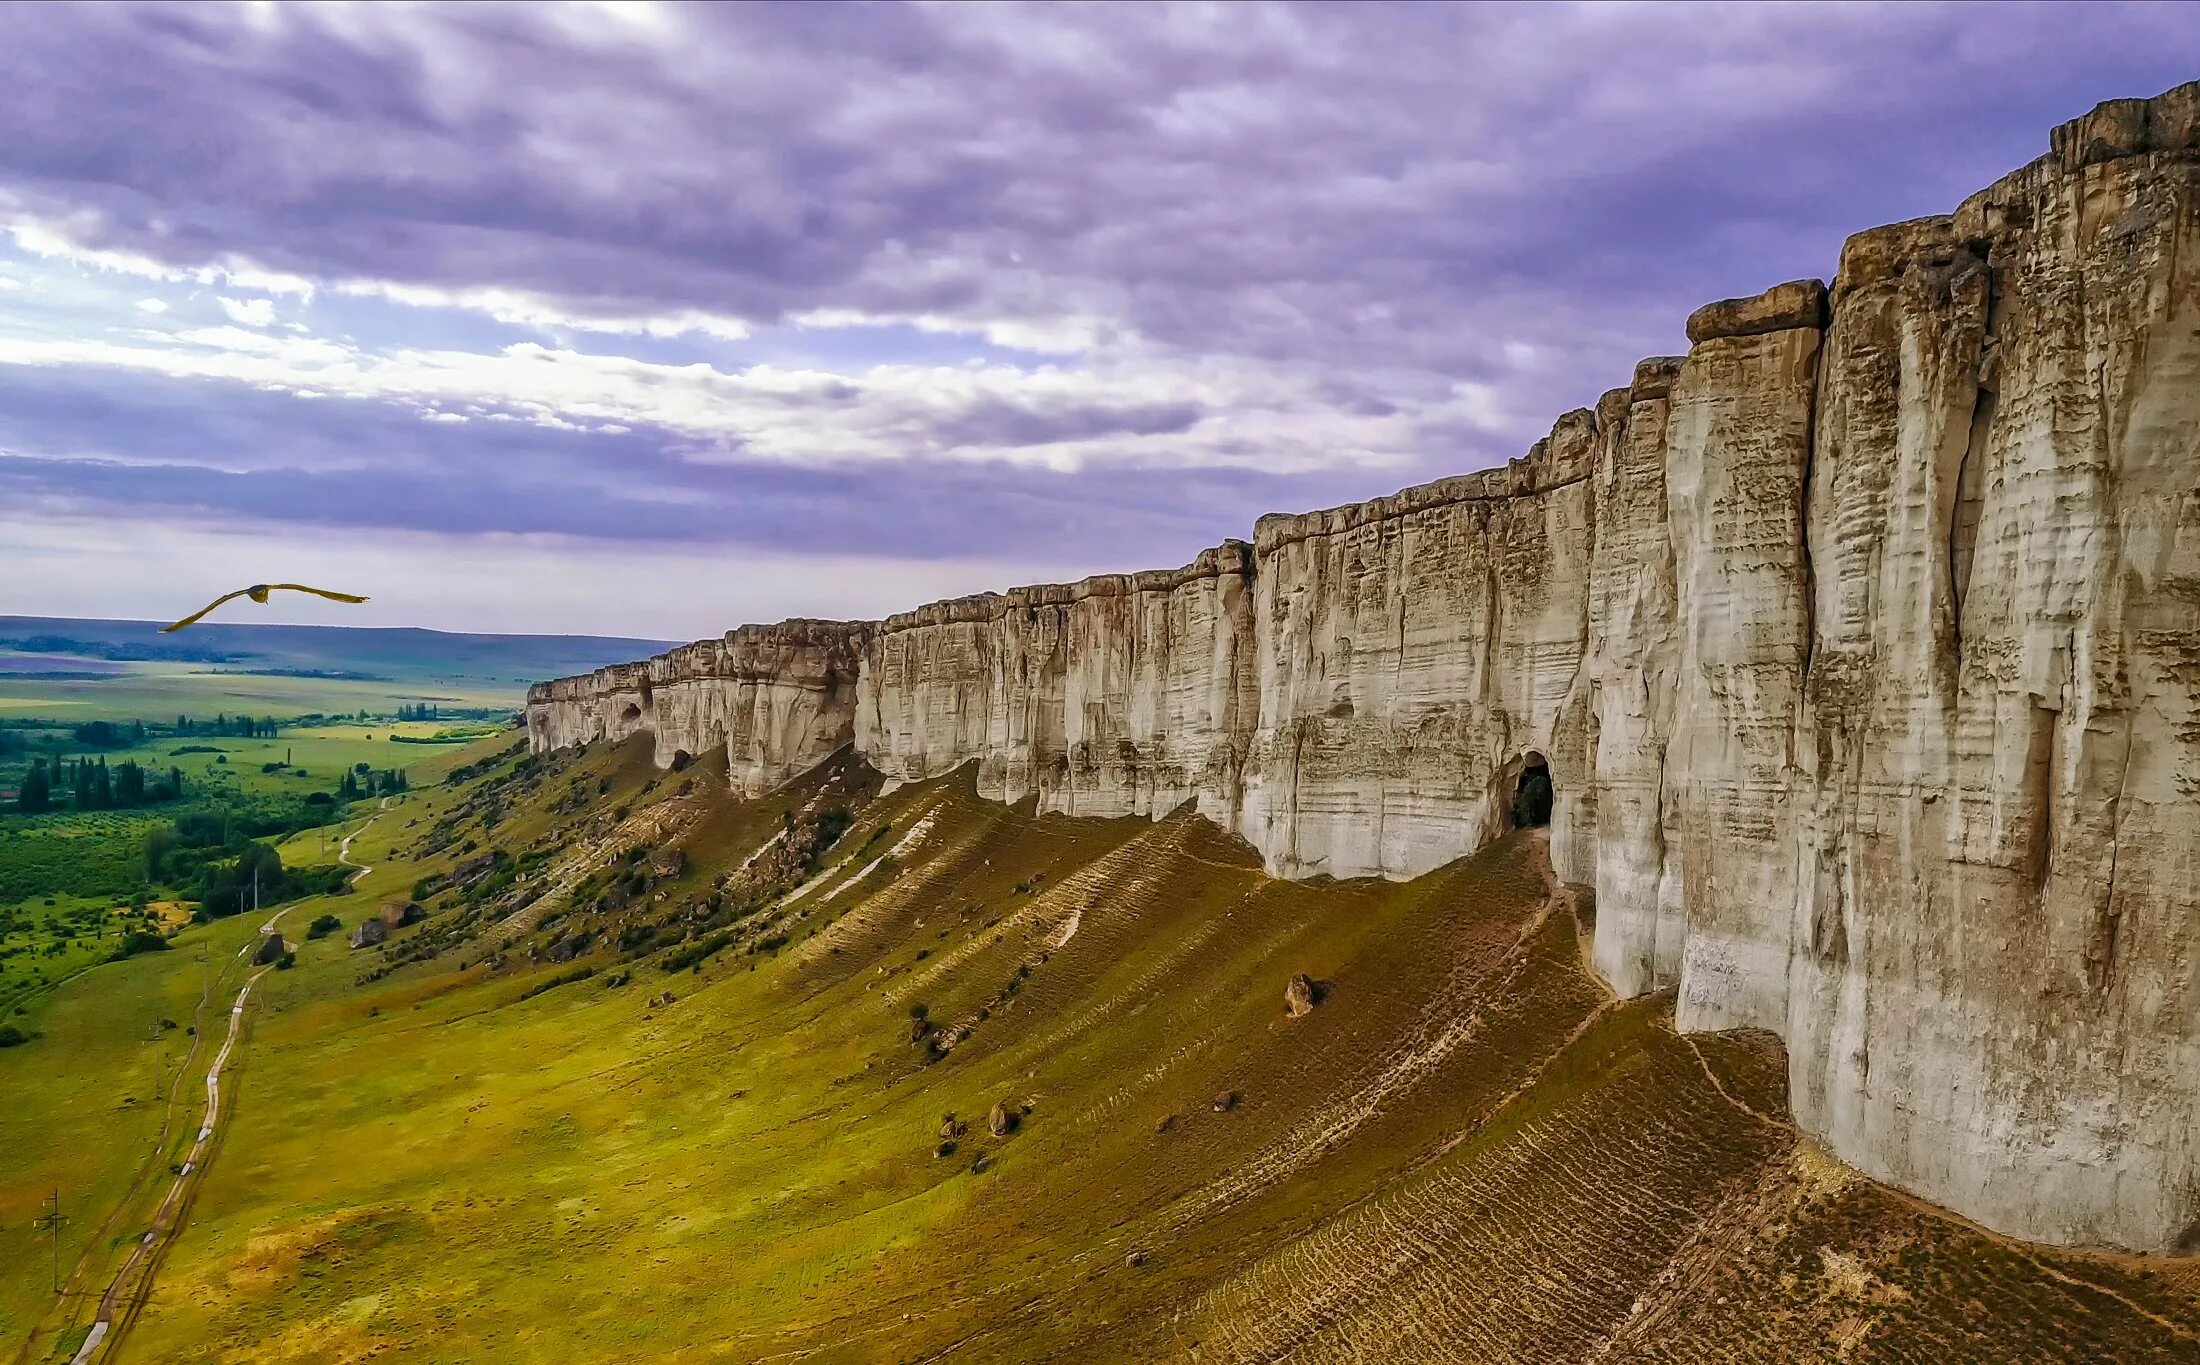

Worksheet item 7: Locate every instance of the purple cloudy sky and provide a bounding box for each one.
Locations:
[0,3,2193,638]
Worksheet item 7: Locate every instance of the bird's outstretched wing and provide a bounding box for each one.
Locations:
[267,584,371,605]
[163,583,370,632]
[161,588,254,633]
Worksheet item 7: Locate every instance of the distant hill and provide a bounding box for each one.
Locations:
[0,616,675,691]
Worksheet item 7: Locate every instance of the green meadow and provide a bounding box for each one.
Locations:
[0,718,504,1016]
[0,667,512,725]
[0,733,2182,1363]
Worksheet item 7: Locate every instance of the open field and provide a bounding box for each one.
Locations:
[24,720,509,803]
[0,667,513,724]
[0,618,670,697]
[0,734,2177,1361]
[0,895,289,1358]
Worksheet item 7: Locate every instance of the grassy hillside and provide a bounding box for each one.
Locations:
[4,736,2195,1362]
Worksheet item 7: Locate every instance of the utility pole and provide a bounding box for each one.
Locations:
[33,1189,66,1294]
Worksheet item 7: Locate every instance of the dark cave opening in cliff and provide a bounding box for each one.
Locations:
[1511,754,1553,830]
[620,703,642,723]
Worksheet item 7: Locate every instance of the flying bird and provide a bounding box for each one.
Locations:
[162,583,371,632]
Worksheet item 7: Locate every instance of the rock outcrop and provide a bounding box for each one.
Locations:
[854,542,1257,822]
[528,620,867,795]
[526,85,2200,1254]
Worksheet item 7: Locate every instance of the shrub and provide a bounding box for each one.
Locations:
[112,930,171,960]
[661,930,734,973]
[0,1024,27,1048]
[518,965,597,1001]
[307,913,343,940]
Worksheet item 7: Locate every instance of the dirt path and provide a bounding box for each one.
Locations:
[66,805,387,1365]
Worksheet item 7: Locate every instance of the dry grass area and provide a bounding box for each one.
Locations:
[19,734,2187,1362]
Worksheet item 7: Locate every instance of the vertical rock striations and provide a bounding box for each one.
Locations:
[1242,413,1599,881]
[526,85,2200,1253]
[853,542,1258,824]
[527,620,867,795]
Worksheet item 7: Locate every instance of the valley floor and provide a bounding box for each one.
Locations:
[9,737,2197,1361]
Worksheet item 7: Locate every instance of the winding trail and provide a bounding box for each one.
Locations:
[66,805,386,1365]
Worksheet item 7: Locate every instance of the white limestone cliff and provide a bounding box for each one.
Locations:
[526,620,866,795]
[853,542,1257,823]
[525,84,2200,1254]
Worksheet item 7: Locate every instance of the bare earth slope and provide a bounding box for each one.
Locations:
[95,737,2196,1363]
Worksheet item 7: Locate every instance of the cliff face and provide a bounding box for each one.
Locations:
[1241,415,1600,882]
[526,620,867,794]
[854,542,1258,823]
[525,85,2200,1253]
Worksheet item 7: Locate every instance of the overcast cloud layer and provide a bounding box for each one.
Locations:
[0,2,2195,637]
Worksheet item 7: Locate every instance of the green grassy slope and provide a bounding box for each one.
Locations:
[5,736,2193,1362]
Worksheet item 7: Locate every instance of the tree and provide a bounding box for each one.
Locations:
[144,825,178,881]
[16,761,50,814]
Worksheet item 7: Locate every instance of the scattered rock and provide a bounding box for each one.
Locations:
[252,933,287,966]
[969,1154,990,1175]
[1126,1250,1148,1268]
[1212,1090,1239,1113]
[939,1113,967,1141]
[988,1101,1016,1137]
[1154,1114,1176,1135]
[934,1139,957,1159]
[1285,972,1318,1017]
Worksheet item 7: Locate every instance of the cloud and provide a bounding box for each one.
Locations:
[0,4,2194,629]
[0,323,1431,474]
[133,297,166,313]
[217,295,276,326]
[0,507,1097,639]
[9,4,2196,386]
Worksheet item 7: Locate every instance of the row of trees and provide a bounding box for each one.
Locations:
[69,719,149,747]
[395,703,443,721]
[175,713,281,738]
[15,758,185,814]
[339,767,409,799]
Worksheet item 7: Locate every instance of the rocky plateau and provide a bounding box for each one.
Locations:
[530,84,2200,1254]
